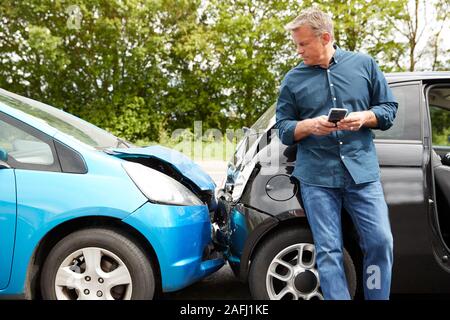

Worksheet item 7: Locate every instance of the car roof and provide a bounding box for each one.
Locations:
[386,71,450,83]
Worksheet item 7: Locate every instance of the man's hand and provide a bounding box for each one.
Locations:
[310,115,339,136]
[337,111,375,131]
[293,114,357,143]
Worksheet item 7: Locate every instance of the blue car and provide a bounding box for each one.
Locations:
[0,88,224,300]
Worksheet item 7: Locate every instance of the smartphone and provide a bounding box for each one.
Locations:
[327,108,348,123]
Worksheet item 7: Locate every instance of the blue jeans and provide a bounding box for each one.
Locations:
[299,171,393,300]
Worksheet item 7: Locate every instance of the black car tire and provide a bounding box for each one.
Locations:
[40,227,156,300]
[249,226,357,300]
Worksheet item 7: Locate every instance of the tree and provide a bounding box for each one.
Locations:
[429,0,450,71]
[387,0,450,71]
[1,0,445,143]
[298,0,407,72]
[186,0,302,130]
[0,0,169,141]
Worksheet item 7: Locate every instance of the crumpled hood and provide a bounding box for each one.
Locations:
[110,145,216,192]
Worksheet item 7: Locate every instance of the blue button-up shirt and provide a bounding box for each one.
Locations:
[275,46,398,187]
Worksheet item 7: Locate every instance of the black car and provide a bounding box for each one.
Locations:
[214,72,450,300]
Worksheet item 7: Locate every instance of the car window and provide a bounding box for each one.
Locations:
[374,84,421,141]
[428,87,450,147]
[0,114,57,169]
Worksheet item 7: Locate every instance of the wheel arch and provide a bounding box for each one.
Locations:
[25,216,162,299]
[239,211,362,285]
[239,215,310,283]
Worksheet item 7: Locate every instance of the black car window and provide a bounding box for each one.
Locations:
[374,84,421,141]
[428,87,450,147]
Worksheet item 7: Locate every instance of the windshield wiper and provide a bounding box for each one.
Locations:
[116,137,131,148]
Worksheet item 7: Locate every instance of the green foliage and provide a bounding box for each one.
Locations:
[430,106,450,146]
[104,96,165,141]
[299,0,408,72]
[161,0,302,133]
[0,0,441,145]
[0,0,169,141]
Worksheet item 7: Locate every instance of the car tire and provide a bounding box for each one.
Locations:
[249,226,357,300]
[40,227,156,300]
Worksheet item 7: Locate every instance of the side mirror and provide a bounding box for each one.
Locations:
[0,160,10,169]
[0,147,7,162]
[443,152,450,166]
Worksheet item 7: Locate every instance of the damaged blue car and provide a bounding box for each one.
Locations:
[0,88,224,300]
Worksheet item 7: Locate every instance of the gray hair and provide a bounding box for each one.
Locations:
[284,8,334,40]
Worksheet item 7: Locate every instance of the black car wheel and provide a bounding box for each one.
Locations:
[40,228,156,300]
[249,227,357,300]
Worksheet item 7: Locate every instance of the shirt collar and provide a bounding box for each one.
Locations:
[305,44,342,69]
[331,44,342,64]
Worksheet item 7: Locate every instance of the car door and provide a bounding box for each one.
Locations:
[0,117,18,289]
[0,168,16,290]
[0,111,60,290]
[374,81,440,293]
[374,80,450,293]
[425,84,450,273]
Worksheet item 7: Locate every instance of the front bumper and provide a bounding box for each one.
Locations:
[123,201,225,292]
[214,196,249,261]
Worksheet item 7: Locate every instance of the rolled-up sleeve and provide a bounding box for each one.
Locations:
[369,58,398,131]
[275,80,298,145]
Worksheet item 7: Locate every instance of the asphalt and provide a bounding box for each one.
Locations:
[196,160,229,188]
[162,264,251,300]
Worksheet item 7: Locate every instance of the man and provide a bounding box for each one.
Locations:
[275,8,398,300]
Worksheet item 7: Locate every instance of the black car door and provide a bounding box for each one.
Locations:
[374,81,444,293]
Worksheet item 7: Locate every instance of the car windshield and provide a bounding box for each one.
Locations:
[232,104,276,167]
[250,103,276,131]
[0,89,131,150]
